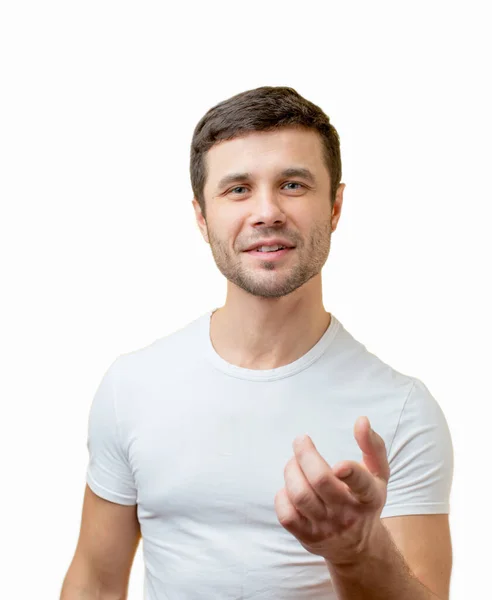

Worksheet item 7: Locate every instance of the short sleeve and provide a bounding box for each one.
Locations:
[86,358,137,505]
[380,377,454,518]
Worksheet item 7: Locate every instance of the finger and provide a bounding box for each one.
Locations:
[274,486,309,537]
[334,460,378,505]
[354,417,390,482]
[284,456,328,521]
[293,435,356,508]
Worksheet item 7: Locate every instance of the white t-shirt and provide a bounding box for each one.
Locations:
[86,309,453,600]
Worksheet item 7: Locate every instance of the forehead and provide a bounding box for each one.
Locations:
[204,127,327,194]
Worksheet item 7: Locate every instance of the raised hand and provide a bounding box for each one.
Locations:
[274,416,390,567]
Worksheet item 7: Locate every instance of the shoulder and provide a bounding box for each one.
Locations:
[113,313,206,384]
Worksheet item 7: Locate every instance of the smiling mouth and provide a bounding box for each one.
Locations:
[245,247,294,259]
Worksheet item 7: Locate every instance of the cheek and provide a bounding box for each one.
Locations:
[228,220,250,251]
[209,222,243,254]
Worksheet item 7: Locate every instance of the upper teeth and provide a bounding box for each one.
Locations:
[257,245,285,252]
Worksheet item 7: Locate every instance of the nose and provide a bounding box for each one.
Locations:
[248,190,287,228]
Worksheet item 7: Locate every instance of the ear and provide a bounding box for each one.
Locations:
[330,182,345,233]
[192,198,209,244]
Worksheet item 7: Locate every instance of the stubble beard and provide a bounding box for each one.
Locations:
[206,219,332,299]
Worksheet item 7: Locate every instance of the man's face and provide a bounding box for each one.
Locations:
[193,126,344,299]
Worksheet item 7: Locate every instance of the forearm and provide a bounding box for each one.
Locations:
[60,571,126,600]
[325,523,442,600]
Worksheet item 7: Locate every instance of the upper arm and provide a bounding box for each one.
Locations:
[64,359,141,596]
[381,378,454,519]
[86,358,138,506]
[378,378,454,598]
[65,484,141,596]
[382,514,452,600]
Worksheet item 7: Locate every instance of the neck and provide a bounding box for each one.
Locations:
[209,279,331,370]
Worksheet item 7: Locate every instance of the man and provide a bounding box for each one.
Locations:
[61,86,453,599]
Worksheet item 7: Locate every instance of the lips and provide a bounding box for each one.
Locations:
[244,240,295,252]
[246,247,293,259]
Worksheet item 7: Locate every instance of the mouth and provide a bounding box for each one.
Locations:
[244,247,294,260]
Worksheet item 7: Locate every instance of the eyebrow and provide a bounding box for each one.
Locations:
[215,167,317,192]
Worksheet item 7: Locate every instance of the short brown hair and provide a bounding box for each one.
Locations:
[189,86,342,220]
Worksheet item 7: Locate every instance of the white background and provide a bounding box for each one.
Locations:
[1,2,490,599]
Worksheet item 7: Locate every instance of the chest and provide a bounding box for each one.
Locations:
[127,383,376,524]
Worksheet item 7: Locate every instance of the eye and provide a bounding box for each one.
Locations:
[228,182,305,194]
[229,186,248,194]
[283,182,304,190]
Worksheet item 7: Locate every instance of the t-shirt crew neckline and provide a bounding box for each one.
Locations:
[200,309,341,381]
